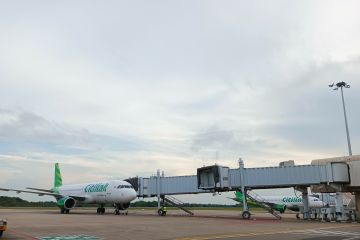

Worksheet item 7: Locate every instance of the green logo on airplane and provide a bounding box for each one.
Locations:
[84,183,109,193]
[282,197,302,203]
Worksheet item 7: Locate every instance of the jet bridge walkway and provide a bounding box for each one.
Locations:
[133,162,350,197]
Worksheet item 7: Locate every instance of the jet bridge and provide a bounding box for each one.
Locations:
[130,155,360,222]
[135,162,349,197]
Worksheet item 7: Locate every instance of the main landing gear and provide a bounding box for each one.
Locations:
[60,208,70,214]
[97,205,105,214]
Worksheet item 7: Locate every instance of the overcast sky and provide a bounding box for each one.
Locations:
[0,0,359,203]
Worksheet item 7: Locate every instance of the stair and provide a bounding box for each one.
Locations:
[246,190,282,220]
[164,195,194,215]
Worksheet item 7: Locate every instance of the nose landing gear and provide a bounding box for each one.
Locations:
[114,209,128,215]
[114,203,129,215]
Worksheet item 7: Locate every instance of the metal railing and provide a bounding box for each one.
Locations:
[164,195,194,215]
[246,190,282,219]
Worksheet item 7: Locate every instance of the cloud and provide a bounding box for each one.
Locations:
[0,109,145,154]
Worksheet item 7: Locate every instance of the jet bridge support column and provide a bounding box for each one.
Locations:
[355,192,360,223]
[335,192,345,222]
[296,186,310,220]
[302,191,310,220]
[239,158,250,219]
[356,192,360,223]
[157,169,161,211]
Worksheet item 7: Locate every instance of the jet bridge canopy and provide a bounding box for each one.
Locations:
[197,165,230,190]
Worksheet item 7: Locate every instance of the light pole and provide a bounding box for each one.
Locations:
[329,81,352,156]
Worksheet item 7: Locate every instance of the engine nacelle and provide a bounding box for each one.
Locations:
[115,202,130,210]
[273,204,286,213]
[288,206,300,212]
[57,197,76,210]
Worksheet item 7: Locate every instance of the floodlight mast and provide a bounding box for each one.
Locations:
[329,81,352,156]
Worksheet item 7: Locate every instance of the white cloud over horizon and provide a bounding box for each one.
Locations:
[0,0,359,203]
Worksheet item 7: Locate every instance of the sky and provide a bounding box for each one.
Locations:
[0,0,359,204]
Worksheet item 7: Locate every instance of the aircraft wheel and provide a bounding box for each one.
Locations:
[97,208,101,214]
[65,209,70,214]
[242,211,251,220]
[60,208,65,214]
[101,208,105,214]
[158,209,163,216]
[296,213,300,219]
[115,210,120,215]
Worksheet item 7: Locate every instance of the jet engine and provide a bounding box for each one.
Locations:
[273,204,286,213]
[288,206,300,212]
[57,197,76,210]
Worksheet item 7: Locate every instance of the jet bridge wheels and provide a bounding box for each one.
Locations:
[242,211,251,220]
[157,209,167,216]
[97,207,105,214]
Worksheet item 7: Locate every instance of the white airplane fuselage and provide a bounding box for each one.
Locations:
[58,180,137,204]
[263,196,325,208]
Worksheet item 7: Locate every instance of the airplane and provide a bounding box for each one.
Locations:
[231,191,325,213]
[0,163,137,215]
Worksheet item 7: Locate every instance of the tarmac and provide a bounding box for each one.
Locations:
[0,208,359,240]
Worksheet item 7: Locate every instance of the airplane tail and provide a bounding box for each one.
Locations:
[235,191,244,201]
[54,163,63,188]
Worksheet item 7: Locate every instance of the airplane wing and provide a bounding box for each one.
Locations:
[0,187,86,201]
[26,187,53,193]
[227,197,240,202]
[262,201,277,207]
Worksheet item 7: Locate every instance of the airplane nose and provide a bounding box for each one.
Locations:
[130,189,137,200]
[125,189,137,201]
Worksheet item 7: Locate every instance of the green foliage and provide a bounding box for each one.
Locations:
[0,196,56,207]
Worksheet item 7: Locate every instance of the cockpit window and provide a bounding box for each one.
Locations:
[117,185,134,189]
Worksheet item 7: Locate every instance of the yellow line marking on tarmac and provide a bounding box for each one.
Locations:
[8,229,39,240]
[175,225,359,240]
